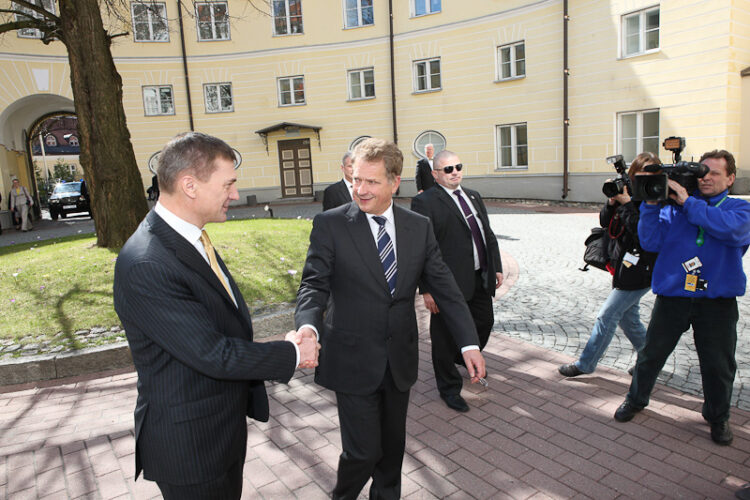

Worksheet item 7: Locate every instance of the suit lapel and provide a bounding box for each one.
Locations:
[436,187,471,234]
[392,205,414,297]
[345,203,391,296]
[148,211,242,311]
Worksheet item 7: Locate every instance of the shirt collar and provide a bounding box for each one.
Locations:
[700,189,730,204]
[439,183,463,196]
[369,202,394,222]
[154,202,203,245]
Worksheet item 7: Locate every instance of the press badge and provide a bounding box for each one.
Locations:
[682,256,702,273]
[684,274,698,292]
[622,252,639,268]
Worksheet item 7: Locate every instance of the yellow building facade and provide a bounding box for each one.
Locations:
[1,0,749,217]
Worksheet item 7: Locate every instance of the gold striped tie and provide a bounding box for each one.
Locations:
[199,230,233,298]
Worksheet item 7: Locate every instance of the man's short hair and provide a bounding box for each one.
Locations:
[353,138,403,182]
[425,143,434,151]
[433,149,457,169]
[157,132,235,194]
[342,151,353,165]
[700,149,736,177]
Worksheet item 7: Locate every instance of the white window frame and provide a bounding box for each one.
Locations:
[142,85,175,116]
[14,0,55,39]
[496,41,525,81]
[347,68,375,100]
[496,123,528,169]
[67,136,79,146]
[277,76,306,106]
[413,57,441,93]
[617,109,660,164]
[412,0,440,17]
[343,0,373,28]
[196,1,230,41]
[273,0,303,35]
[621,6,659,58]
[203,82,234,113]
[131,2,169,42]
[413,130,446,159]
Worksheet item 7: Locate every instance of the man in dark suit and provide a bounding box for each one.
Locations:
[411,150,503,413]
[113,132,319,500]
[322,151,354,210]
[415,143,436,193]
[295,138,486,500]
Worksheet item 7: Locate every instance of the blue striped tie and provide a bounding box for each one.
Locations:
[373,216,397,296]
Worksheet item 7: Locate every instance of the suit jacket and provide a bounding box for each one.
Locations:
[113,210,297,485]
[322,179,352,211]
[415,158,436,192]
[411,186,502,299]
[295,203,479,395]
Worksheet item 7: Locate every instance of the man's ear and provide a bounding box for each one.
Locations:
[180,174,198,199]
[728,173,736,188]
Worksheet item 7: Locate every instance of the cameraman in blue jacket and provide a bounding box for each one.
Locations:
[614,150,750,446]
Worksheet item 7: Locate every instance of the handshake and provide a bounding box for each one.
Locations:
[285,327,321,370]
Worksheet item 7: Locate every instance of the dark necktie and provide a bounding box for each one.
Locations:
[453,190,487,270]
[372,216,397,296]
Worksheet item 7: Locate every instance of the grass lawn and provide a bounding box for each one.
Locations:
[0,218,312,349]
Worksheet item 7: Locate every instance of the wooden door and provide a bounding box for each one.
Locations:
[277,138,313,197]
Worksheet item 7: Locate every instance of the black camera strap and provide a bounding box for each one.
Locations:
[696,194,728,247]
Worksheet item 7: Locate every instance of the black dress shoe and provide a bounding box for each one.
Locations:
[735,483,750,500]
[558,363,584,377]
[614,401,642,422]
[440,393,469,412]
[710,420,733,446]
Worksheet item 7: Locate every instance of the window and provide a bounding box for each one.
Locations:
[14,0,55,39]
[496,123,528,169]
[414,58,441,92]
[278,76,305,106]
[273,0,303,35]
[618,110,659,163]
[497,41,525,80]
[414,130,446,158]
[348,68,375,100]
[67,136,79,146]
[131,2,168,42]
[204,83,233,113]
[44,134,57,147]
[350,136,371,150]
[143,85,175,115]
[413,0,440,16]
[622,6,659,57]
[196,2,229,41]
[344,0,373,28]
[68,165,77,176]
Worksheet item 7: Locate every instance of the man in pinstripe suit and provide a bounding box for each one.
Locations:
[114,132,319,499]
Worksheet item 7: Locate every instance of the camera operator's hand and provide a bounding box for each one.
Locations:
[612,192,631,205]
[667,179,689,206]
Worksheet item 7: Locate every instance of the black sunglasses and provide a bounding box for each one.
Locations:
[440,163,463,174]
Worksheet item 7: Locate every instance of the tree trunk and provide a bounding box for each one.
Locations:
[58,0,148,248]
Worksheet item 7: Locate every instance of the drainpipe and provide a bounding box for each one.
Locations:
[177,0,195,131]
[388,0,398,144]
[562,0,570,198]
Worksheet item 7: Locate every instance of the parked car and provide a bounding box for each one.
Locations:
[48,181,90,220]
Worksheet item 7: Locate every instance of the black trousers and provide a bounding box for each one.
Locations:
[156,451,245,500]
[333,365,410,500]
[430,270,494,396]
[627,295,738,423]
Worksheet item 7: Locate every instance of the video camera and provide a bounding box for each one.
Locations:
[632,137,709,202]
[602,154,632,198]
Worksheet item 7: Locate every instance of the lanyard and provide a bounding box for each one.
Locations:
[696,194,728,246]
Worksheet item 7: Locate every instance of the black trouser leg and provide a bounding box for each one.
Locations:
[691,298,738,423]
[156,450,245,500]
[628,296,690,408]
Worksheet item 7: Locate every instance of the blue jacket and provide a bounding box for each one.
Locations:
[638,190,750,298]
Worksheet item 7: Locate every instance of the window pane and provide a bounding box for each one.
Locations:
[416,63,426,78]
[365,81,375,97]
[290,16,302,33]
[622,138,636,163]
[346,9,359,27]
[362,4,373,25]
[517,145,528,166]
[430,0,440,13]
[143,88,158,114]
[643,111,659,138]
[501,147,511,167]
[646,10,659,30]
[350,72,361,98]
[415,0,425,16]
[159,88,173,113]
[625,15,639,37]
[499,127,511,145]
[502,61,511,79]
[515,43,525,61]
[516,125,527,146]
[516,60,525,77]
[501,47,510,64]
[205,86,218,112]
[430,73,440,89]
[621,114,636,139]
[646,30,659,50]
[220,85,232,109]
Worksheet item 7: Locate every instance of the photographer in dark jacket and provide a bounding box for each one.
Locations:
[559,152,660,377]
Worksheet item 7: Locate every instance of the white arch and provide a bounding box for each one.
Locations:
[0,94,75,152]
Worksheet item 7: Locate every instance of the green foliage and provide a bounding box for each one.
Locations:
[0,219,312,348]
[53,158,76,183]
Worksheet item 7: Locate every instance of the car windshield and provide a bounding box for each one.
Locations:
[53,182,81,194]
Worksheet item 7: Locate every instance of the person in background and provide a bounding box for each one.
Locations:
[322,152,354,210]
[415,143,436,194]
[9,177,33,231]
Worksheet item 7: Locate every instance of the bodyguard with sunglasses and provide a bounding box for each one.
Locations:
[411,150,503,412]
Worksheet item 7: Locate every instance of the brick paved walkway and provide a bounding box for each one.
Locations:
[2,328,749,499]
